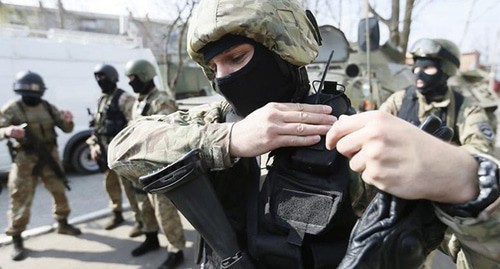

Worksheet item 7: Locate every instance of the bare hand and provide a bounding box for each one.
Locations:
[325,111,478,203]
[60,110,73,123]
[5,124,26,139]
[90,144,101,160]
[230,102,336,157]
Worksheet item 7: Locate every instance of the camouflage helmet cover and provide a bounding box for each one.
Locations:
[410,38,461,77]
[124,59,157,83]
[187,0,320,81]
[13,70,46,97]
[94,63,119,82]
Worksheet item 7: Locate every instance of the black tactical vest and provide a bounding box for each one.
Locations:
[398,86,464,144]
[203,89,358,269]
[96,89,127,138]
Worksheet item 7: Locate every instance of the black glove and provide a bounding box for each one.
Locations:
[337,193,446,269]
[337,115,452,269]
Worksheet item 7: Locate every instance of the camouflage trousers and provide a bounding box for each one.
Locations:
[126,176,186,252]
[5,149,70,236]
[149,192,186,252]
[133,191,159,232]
[104,169,141,224]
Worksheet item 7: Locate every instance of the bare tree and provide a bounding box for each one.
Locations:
[303,0,421,55]
[163,0,198,95]
[368,0,416,54]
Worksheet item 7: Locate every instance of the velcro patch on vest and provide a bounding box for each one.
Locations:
[275,188,341,235]
[478,122,495,141]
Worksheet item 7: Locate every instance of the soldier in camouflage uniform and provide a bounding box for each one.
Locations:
[380,38,496,155]
[108,0,500,268]
[0,71,81,261]
[379,38,498,269]
[86,64,142,235]
[120,59,186,268]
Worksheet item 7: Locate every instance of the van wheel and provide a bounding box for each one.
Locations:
[70,141,99,174]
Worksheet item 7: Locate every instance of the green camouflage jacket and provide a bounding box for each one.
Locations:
[131,87,178,119]
[0,98,73,147]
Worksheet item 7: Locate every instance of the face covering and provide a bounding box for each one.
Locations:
[129,79,154,95]
[214,43,296,117]
[414,58,448,101]
[22,95,42,106]
[97,79,116,94]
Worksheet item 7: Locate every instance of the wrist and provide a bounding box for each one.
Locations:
[436,153,500,218]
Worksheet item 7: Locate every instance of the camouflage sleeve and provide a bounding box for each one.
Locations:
[48,102,74,133]
[348,170,377,217]
[119,91,136,122]
[457,104,496,155]
[108,101,235,180]
[150,91,178,115]
[434,195,500,265]
[0,101,17,139]
[378,90,405,116]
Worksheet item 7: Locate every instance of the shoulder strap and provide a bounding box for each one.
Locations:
[450,88,465,144]
[398,86,420,126]
[452,89,464,126]
[42,100,56,121]
[15,100,26,119]
[111,89,125,108]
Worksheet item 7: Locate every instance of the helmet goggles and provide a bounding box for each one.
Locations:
[411,39,460,68]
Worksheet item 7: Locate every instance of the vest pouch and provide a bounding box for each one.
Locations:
[261,155,345,245]
[290,137,338,174]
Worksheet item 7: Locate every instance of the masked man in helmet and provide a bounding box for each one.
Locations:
[0,71,81,261]
[119,59,186,268]
[379,38,498,268]
[380,38,495,155]
[108,1,500,268]
[86,64,142,236]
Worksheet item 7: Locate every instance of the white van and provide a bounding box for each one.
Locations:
[0,25,164,175]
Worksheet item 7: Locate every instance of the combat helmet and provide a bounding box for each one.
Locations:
[187,0,321,82]
[13,70,46,97]
[94,63,119,82]
[410,38,461,77]
[124,59,156,83]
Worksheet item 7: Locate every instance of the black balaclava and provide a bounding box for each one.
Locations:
[414,58,449,102]
[129,78,154,95]
[203,35,296,117]
[22,95,42,106]
[97,79,116,94]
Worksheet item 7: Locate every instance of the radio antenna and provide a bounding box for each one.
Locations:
[315,50,335,103]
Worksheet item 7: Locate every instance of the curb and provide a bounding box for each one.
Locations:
[0,204,131,246]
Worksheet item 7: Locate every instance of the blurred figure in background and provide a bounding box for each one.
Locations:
[117,59,186,269]
[87,64,142,237]
[1,71,81,261]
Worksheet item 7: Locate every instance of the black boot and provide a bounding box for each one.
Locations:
[11,235,26,261]
[158,251,184,269]
[57,219,82,235]
[131,231,160,257]
[104,211,124,230]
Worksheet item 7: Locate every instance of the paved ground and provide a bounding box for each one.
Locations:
[0,209,198,269]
